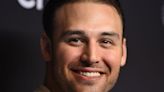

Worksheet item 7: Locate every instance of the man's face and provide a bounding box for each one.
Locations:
[43,2,126,92]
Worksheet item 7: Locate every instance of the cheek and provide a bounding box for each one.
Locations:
[103,49,122,69]
[53,44,83,80]
[55,44,83,65]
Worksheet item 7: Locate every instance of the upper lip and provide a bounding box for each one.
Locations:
[70,67,106,74]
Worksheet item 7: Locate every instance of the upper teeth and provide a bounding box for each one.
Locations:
[80,72,101,77]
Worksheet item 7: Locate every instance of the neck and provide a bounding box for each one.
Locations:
[44,63,62,92]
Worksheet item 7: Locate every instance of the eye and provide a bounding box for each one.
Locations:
[66,37,84,46]
[99,39,113,48]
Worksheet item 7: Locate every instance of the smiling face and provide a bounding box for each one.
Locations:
[41,2,127,92]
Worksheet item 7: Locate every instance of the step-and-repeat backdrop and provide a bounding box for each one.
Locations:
[1,0,164,92]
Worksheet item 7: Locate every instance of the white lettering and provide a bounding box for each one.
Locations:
[36,0,44,10]
[18,0,35,9]
[17,0,44,11]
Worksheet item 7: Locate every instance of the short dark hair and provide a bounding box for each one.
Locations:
[43,0,125,38]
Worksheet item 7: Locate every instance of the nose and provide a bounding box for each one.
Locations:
[80,42,100,65]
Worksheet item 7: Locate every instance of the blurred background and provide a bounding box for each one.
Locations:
[0,0,164,92]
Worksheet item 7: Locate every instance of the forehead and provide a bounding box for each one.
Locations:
[54,2,123,37]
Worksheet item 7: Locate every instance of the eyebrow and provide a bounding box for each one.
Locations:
[101,32,120,39]
[60,30,120,40]
[60,30,86,37]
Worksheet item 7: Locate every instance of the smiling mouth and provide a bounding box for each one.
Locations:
[71,68,105,77]
[80,72,101,77]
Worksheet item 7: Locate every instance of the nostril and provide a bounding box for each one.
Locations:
[80,59,100,67]
[80,52,100,66]
[81,60,91,66]
[95,61,99,63]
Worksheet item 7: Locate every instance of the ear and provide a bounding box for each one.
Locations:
[40,32,52,62]
[121,38,127,67]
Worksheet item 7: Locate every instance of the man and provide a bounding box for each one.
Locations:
[37,0,127,92]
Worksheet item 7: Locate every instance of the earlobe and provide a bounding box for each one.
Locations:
[40,32,52,62]
[121,38,127,67]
